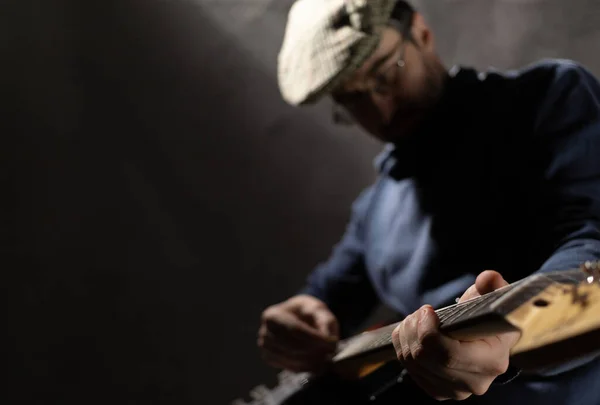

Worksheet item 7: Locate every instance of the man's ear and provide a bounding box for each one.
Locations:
[410,13,434,51]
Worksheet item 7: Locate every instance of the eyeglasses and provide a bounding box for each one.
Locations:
[332,44,406,126]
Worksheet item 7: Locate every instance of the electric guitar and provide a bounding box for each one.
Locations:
[231,261,600,404]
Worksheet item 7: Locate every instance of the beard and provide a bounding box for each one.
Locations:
[380,56,447,143]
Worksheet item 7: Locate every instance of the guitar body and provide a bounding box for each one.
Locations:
[233,263,600,405]
[278,361,438,405]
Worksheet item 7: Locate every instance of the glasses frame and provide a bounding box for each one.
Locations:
[332,42,407,126]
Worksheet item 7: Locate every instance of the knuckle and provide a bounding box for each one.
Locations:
[391,327,400,347]
[395,351,404,362]
[411,343,426,361]
[401,346,412,362]
[294,294,321,309]
[311,298,326,310]
[287,296,305,309]
[261,306,275,320]
[442,353,460,370]
[492,358,510,375]
[469,380,492,396]
[307,294,325,306]
[396,339,409,361]
[451,391,473,401]
[316,309,333,322]
[261,306,281,325]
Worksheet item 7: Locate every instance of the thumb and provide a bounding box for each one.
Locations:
[458,270,508,303]
[475,270,508,295]
[458,284,480,303]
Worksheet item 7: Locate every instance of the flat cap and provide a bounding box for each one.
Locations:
[277,0,397,106]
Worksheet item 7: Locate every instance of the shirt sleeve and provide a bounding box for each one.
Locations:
[534,61,600,276]
[526,61,600,376]
[299,185,380,337]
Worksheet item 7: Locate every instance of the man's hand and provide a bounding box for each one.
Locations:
[257,294,339,372]
[391,270,521,401]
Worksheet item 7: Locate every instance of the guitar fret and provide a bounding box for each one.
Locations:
[234,264,600,405]
[443,299,483,324]
[359,331,394,351]
[438,283,513,323]
[332,266,589,363]
[545,269,586,284]
[440,286,513,328]
[486,268,584,315]
[490,277,552,315]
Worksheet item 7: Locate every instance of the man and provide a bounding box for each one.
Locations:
[257,0,600,403]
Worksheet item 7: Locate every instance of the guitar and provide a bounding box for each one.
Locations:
[231,261,600,404]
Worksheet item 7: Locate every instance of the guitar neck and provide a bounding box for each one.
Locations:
[232,262,600,405]
[332,267,588,365]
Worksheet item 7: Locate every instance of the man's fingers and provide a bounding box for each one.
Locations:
[412,306,466,370]
[392,303,513,401]
[290,298,339,340]
[404,331,498,395]
[263,310,336,349]
[395,306,442,363]
[458,284,480,303]
[415,305,455,359]
[311,308,340,339]
[258,295,341,374]
[409,307,507,375]
[459,270,508,303]
[258,318,335,373]
[400,313,417,363]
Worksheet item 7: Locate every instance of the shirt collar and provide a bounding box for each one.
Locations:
[373,142,397,173]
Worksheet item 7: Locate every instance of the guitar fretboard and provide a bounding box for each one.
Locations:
[333,267,587,363]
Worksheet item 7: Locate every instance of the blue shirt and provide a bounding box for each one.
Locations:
[301,59,600,404]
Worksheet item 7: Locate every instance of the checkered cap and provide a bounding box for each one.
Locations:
[277,0,397,106]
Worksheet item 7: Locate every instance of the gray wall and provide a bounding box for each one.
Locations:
[3,0,600,404]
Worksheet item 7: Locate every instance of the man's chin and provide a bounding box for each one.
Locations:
[379,120,415,144]
[380,108,430,143]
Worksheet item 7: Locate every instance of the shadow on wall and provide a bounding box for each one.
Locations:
[4,0,381,404]
[7,0,600,404]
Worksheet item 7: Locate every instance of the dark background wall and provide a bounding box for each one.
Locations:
[3,0,600,404]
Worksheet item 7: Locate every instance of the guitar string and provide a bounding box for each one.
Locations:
[338,267,587,355]
[240,265,597,404]
[437,267,585,322]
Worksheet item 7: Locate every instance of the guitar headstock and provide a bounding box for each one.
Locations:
[507,261,600,371]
